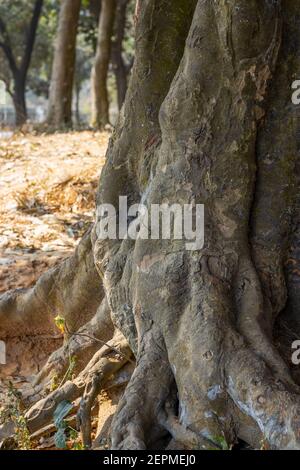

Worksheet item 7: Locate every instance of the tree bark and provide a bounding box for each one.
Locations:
[0,0,43,126]
[111,0,129,110]
[12,74,27,126]
[91,0,116,129]
[47,0,81,128]
[93,0,300,450]
[1,0,300,451]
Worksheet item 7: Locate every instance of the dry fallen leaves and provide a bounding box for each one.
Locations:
[0,130,109,292]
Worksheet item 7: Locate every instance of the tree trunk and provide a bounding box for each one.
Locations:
[91,0,116,129]
[0,0,44,127]
[47,0,81,128]
[12,75,27,126]
[1,0,300,451]
[75,82,81,126]
[111,0,129,110]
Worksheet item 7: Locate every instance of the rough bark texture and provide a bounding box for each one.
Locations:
[47,0,81,128]
[1,0,300,451]
[91,0,116,129]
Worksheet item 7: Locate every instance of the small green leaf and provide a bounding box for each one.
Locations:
[213,434,231,450]
[54,315,65,334]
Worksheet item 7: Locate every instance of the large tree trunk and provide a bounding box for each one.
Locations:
[47,0,81,128]
[1,0,300,451]
[91,0,116,129]
[111,0,129,110]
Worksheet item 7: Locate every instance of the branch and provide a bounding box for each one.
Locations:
[0,75,13,97]
[64,321,135,365]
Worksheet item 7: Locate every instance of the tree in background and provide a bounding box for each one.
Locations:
[91,0,116,129]
[0,0,135,129]
[89,0,134,120]
[111,0,129,111]
[0,0,44,126]
[74,45,93,125]
[47,0,81,128]
[73,0,99,126]
[27,4,58,101]
[88,0,101,23]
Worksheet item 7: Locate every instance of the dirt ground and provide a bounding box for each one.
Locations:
[0,130,108,293]
[0,130,125,450]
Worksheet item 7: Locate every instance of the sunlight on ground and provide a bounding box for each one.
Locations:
[0,131,109,293]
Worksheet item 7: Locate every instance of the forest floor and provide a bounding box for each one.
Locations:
[0,130,108,294]
[0,130,122,450]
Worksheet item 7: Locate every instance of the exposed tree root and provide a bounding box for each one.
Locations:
[33,298,113,386]
[0,331,131,448]
[160,411,221,450]
[25,380,82,435]
[109,279,300,450]
[94,0,300,451]
[226,338,300,449]
[77,330,132,448]
[111,328,173,450]
[21,331,131,436]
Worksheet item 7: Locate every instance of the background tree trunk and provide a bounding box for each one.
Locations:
[74,82,81,126]
[47,0,81,128]
[12,74,27,126]
[89,0,101,22]
[1,0,300,451]
[111,0,129,110]
[91,0,116,129]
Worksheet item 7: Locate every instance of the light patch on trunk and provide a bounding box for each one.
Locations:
[207,384,223,401]
[138,253,165,273]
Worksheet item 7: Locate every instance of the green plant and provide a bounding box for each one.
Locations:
[54,314,66,334]
[50,373,60,392]
[53,400,73,449]
[208,434,232,451]
[260,437,269,450]
[0,382,31,449]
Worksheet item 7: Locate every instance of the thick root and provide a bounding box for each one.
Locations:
[111,328,174,450]
[77,330,132,448]
[33,298,113,386]
[226,337,300,450]
[109,255,300,450]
